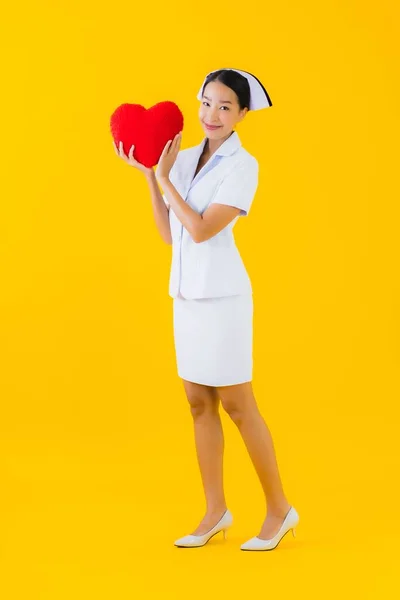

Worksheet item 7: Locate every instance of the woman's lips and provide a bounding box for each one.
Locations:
[204,123,221,130]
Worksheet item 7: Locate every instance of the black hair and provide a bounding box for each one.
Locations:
[200,69,251,111]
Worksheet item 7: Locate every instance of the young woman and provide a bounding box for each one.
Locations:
[114,68,299,551]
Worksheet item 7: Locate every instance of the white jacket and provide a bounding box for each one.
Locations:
[163,130,259,299]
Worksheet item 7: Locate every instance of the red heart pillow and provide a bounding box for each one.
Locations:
[110,101,184,168]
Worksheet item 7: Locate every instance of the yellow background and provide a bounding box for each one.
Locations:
[1,1,399,597]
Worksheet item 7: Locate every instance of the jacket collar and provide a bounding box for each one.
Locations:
[197,130,242,157]
[182,130,242,194]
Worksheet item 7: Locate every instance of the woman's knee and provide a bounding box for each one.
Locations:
[182,380,219,419]
[218,382,257,424]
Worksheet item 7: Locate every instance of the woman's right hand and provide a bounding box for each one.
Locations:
[113,140,154,177]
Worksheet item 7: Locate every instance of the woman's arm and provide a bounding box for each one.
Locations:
[159,177,241,243]
[154,134,239,243]
[145,170,172,245]
[159,158,258,242]
[112,140,172,245]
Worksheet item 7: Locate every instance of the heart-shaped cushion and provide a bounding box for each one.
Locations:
[110,101,184,168]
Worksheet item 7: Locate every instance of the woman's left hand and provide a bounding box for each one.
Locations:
[155,132,182,181]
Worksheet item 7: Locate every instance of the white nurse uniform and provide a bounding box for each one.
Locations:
[162,130,259,386]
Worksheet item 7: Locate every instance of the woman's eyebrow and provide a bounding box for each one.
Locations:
[203,95,232,104]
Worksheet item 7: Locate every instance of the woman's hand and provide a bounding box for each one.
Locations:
[155,132,182,182]
[113,141,154,177]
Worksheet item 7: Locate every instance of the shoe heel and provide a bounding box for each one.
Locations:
[292,528,296,538]
[223,529,228,540]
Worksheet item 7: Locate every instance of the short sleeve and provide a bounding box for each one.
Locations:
[210,158,259,216]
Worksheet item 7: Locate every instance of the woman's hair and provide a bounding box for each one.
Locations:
[200,69,251,111]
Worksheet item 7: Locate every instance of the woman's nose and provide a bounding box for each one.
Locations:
[209,109,220,122]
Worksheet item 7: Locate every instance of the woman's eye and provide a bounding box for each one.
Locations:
[202,101,229,110]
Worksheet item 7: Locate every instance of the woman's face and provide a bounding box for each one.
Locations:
[199,80,248,140]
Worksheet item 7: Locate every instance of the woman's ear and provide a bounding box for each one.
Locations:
[238,107,249,122]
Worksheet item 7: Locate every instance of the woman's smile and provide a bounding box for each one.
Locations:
[203,122,222,130]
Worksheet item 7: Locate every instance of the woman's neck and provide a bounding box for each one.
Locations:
[205,131,234,156]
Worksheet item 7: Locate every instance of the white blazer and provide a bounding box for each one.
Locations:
[162,130,259,300]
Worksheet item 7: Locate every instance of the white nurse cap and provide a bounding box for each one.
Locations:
[196,68,273,110]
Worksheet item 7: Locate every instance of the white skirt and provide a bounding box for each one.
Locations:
[173,293,253,387]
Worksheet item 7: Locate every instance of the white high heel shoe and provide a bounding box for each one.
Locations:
[174,509,233,548]
[240,506,299,551]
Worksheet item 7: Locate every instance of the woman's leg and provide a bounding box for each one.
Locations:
[217,381,292,540]
[182,379,228,535]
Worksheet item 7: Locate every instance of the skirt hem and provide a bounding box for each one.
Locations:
[178,373,252,387]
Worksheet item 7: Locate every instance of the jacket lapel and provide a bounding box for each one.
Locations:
[179,139,207,199]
